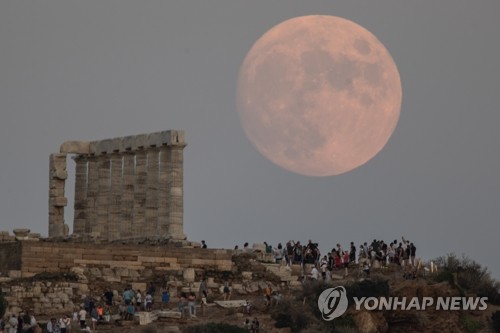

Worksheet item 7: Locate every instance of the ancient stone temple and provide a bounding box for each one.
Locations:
[48,130,187,241]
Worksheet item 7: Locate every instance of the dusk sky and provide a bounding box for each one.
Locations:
[1,1,499,278]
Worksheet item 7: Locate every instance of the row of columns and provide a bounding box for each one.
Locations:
[49,130,187,241]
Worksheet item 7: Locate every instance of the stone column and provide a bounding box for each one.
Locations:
[48,153,68,237]
[86,155,98,234]
[133,149,147,236]
[145,148,159,237]
[96,155,110,238]
[108,153,123,241]
[166,144,187,240]
[72,155,88,235]
[121,152,135,239]
[157,147,169,235]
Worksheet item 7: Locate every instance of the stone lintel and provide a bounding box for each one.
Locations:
[60,141,90,154]
[86,130,186,155]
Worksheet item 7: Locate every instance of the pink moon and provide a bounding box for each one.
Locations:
[237,15,402,176]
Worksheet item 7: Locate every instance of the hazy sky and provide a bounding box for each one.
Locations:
[1,1,499,278]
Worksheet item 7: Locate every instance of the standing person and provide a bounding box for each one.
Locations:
[46,318,58,333]
[78,307,87,329]
[343,251,350,277]
[125,303,135,320]
[145,293,153,311]
[135,290,142,311]
[349,242,356,264]
[273,243,283,264]
[410,243,417,266]
[22,311,36,333]
[161,288,170,310]
[59,315,70,333]
[319,255,328,280]
[8,314,17,333]
[103,306,111,322]
[147,283,156,300]
[243,318,252,330]
[310,265,319,281]
[96,305,104,322]
[244,300,252,315]
[199,278,208,299]
[285,241,292,266]
[90,307,98,332]
[396,243,404,265]
[16,314,22,333]
[200,292,207,317]
[334,252,343,270]
[122,287,133,306]
[336,244,344,258]
[264,284,272,307]
[103,290,113,306]
[222,282,231,301]
[388,243,396,264]
[293,241,303,265]
[201,240,207,248]
[178,292,187,318]
[251,317,260,333]
[187,292,196,318]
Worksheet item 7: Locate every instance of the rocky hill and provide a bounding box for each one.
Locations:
[1,249,499,333]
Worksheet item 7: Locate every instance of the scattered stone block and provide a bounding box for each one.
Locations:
[183,268,195,282]
[214,300,247,308]
[138,311,158,325]
[157,311,182,319]
[8,270,21,278]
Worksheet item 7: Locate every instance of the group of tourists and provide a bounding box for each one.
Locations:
[1,312,74,333]
[256,237,417,280]
[119,283,172,320]
[243,317,260,333]
[1,312,41,333]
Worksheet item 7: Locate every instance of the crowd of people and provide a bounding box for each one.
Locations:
[0,312,71,333]
[254,236,418,280]
[0,281,172,333]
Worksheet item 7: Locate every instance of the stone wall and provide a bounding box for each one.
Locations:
[0,241,21,274]
[0,241,233,279]
[0,240,235,315]
[0,281,89,317]
[0,240,302,318]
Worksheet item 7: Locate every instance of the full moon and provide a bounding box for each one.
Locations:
[237,15,402,176]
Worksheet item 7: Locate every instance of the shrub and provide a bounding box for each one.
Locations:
[432,269,455,285]
[141,327,157,333]
[460,315,484,333]
[433,253,500,305]
[492,311,500,333]
[344,279,390,306]
[0,292,7,318]
[183,322,249,333]
[301,278,389,309]
[271,300,311,332]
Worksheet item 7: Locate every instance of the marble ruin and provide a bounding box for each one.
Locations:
[48,130,187,241]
